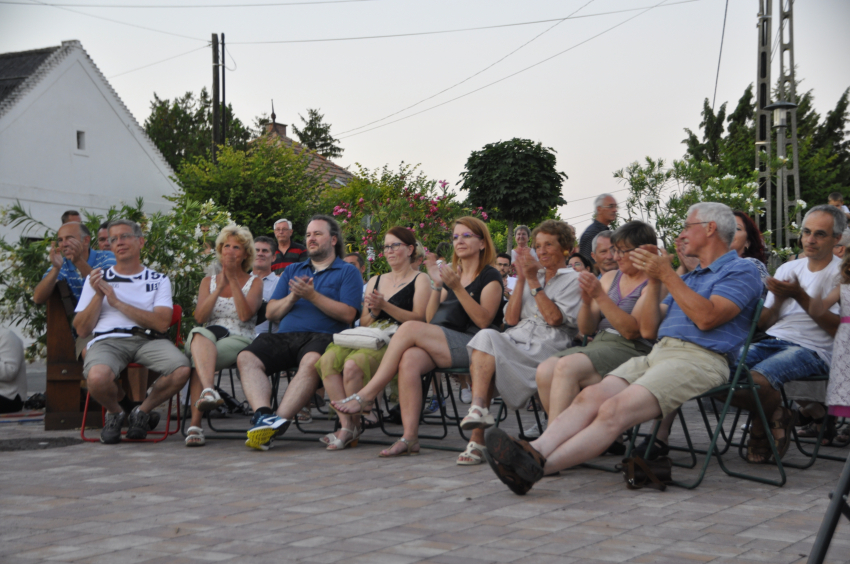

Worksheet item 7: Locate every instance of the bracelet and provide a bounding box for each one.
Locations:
[429,278,443,291]
[368,309,378,319]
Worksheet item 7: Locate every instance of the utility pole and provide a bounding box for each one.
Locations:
[221,33,226,146]
[776,1,801,245]
[754,0,772,240]
[211,33,220,164]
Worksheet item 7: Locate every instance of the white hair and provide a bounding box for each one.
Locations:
[803,204,848,236]
[687,202,736,246]
[273,218,292,229]
[593,193,615,217]
[839,228,850,248]
[591,230,612,253]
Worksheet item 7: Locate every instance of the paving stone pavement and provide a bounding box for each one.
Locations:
[1,394,848,564]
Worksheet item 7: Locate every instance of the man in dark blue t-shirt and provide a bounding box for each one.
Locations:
[238,215,362,450]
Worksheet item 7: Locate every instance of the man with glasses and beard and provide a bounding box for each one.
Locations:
[237,215,363,450]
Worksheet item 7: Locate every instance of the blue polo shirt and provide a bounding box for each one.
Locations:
[659,251,761,355]
[42,249,116,302]
[271,257,363,335]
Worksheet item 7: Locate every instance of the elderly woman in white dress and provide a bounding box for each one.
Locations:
[184,225,263,446]
[458,220,581,465]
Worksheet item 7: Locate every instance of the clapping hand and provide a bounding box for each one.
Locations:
[766,273,802,302]
[440,260,463,291]
[424,252,443,288]
[289,275,316,300]
[631,245,673,280]
[48,242,64,269]
[578,271,603,304]
[364,289,386,313]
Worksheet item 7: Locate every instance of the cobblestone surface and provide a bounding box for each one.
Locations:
[1,388,848,564]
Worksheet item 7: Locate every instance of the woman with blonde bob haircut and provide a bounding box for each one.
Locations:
[333,216,504,456]
[184,224,264,446]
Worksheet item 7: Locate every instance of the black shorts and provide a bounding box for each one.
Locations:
[241,332,333,374]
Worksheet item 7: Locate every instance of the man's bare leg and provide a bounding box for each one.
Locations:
[87,365,122,413]
[237,350,273,411]
[277,352,322,420]
[548,354,603,418]
[139,366,190,413]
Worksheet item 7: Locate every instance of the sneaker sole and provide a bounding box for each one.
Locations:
[125,429,148,440]
[246,426,278,447]
[245,437,271,451]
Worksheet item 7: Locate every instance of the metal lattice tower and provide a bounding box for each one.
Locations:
[755,0,801,249]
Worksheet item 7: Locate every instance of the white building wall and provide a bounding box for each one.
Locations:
[0,44,177,242]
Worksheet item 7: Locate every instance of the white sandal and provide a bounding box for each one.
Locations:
[326,427,360,451]
[457,441,486,465]
[460,404,495,430]
[319,432,336,446]
[185,426,206,447]
[195,388,223,412]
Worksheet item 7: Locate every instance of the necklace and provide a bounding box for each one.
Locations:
[388,270,413,289]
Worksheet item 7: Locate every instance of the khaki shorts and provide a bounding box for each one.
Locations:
[83,335,190,380]
[554,331,652,377]
[185,327,253,372]
[608,337,729,418]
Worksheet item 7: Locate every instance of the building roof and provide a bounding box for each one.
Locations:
[0,46,61,105]
[261,122,354,187]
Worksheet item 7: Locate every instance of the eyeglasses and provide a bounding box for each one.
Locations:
[801,228,833,241]
[108,233,138,244]
[600,204,618,210]
[611,247,636,257]
[383,242,407,252]
[453,232,482,241]
[683,221,710,229]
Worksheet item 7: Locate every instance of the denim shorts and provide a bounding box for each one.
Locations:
[740,338,829,390]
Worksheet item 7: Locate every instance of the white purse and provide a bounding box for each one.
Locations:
[333,322,398,350]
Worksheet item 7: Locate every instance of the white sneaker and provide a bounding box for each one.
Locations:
[523,421,546,438]
[460,388,472,404]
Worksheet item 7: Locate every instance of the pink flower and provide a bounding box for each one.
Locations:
[410,203,414,208]
[359,198,364,203]
[378,252,383,258]
[342,219,348,224]
[368,256,374,262]
[419,223,424,228]
[482,212,489,220]
[347,212,352,218]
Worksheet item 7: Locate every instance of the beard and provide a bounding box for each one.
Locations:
[308,243,333,262]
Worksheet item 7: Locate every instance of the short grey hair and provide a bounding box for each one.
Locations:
[803,204,848,236]
[594,193,615,210]
[591,230,612,253]
[514,225,530,237]
[274,218,292,229]
[687,203,736,246]
[839,228,850,248]
[107,218,143,238]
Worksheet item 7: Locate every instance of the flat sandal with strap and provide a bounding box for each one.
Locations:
[379,437,419,457]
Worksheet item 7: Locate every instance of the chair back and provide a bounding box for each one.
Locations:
[728,298,764,386]
[171,304,183,347]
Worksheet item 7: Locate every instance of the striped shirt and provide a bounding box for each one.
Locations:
[659,251,761,355]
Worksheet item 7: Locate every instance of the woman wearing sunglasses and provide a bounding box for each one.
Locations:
[315,227,430,450]
[332,217,503,456]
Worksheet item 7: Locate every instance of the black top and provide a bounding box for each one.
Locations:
[374,273,420,324]
[578,219,609,263]
[430,265,504,334]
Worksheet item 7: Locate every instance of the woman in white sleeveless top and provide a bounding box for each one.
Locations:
[185,225,263,446]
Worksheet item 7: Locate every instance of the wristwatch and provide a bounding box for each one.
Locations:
[530,287,543,297]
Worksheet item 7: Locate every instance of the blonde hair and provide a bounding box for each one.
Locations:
[215,224,255,273]
[451,216,496,277]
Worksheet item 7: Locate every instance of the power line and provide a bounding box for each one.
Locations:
[26,0,207,42]
[3,0,376,6]
[337,0,597,136]
[339,0,676,140]
[711,0,729,111]
[230,1,701,44]
[108,44,209,78]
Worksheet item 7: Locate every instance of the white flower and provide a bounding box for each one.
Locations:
[797,199,807,209]
[791,221,798,229]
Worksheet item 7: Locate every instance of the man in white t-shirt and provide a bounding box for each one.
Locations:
[73,219,191,444]
[733,205,845,463]
[495,253,517,299]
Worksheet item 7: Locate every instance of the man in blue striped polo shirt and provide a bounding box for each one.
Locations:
[483,203,762,495]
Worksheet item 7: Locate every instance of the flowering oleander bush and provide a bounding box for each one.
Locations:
[0,196,231,361]
[322,162,479,276]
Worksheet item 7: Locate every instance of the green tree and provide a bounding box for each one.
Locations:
[458,138,568,253]
[291,108,344,160]
[174,140,324,239]
[143,88,256,171]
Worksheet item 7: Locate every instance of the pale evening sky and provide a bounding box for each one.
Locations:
[1,0,848,231]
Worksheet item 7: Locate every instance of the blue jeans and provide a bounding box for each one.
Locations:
[739,338,829,390]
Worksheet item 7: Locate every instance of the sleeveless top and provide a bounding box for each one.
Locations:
[373,273,420,325]
[207,274,258,339]
[597,270,648,339]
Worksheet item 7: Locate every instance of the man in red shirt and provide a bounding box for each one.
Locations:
[271,218,308,273]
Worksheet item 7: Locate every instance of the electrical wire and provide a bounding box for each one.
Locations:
[108,44,209,78]
[711,0,729,111]
[230,1,701,44]
[338,0,674,140]
[24,0,208,42]
[2,0,377,6]
[337,0,597,136]
[223,45,237,71]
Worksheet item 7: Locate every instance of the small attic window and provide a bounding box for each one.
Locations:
[76,131,85,151]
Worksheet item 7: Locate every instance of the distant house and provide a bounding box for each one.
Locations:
[261,121,354,188]
[0,40,177,241]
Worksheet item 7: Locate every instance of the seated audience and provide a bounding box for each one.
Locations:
[316,227,430,450]
[458,220,581,465]
[511,225,537,263]
[73,219,191,444]
[96,221,111,251]
[834,228,850,259]
[591,230,618,275]
[61,210,82,224]
[0,328,26,414]
[343,252,367,288]
[332,217,503,457]
[184,225,263,447]
[568,252,591,273]
[252,236,280,335]
[482,203,761,494]
[732,204,845,463]
[535,221,656,430]
[237,215,362,450]
[495,252,516,298]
